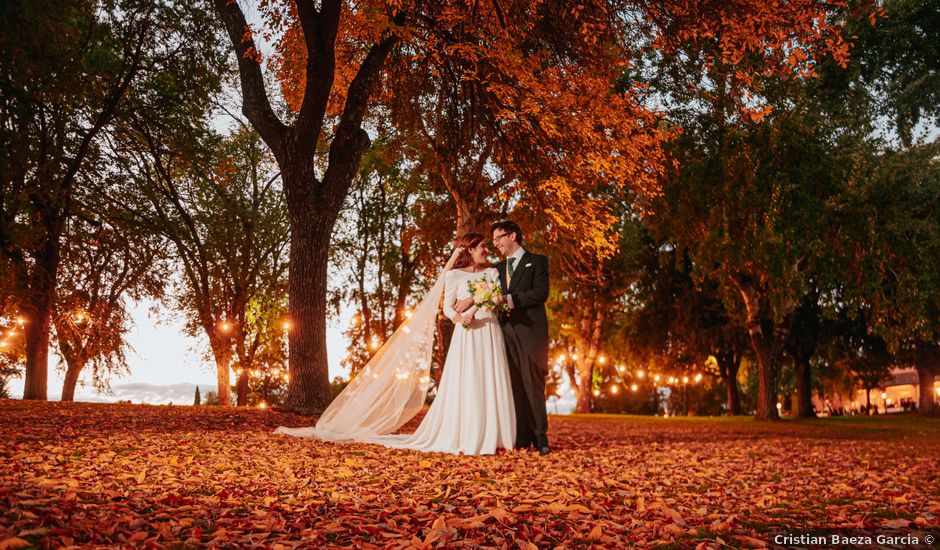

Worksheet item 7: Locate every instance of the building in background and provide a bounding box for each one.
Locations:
[813,368,940,415]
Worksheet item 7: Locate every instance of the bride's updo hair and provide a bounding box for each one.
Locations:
[452,232,486,269]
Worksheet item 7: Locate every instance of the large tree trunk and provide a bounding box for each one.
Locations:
[717,350,742,415]
[575,359,593,414]
[454,194,487,239]
[236,369,250,406]
[574,304,605,414]
[725,377,741,415]
[60,357,85,402]
[208,333,232,406]
[785,292,820,418]
[214,0,398,415]
[22,231,61,400]
[916,364,937,415]
[22,297,53,400]
[733,277,781,420]
[749,328,780,420]
[795,356,816,418]
[282,218,334,414]
[214,355,232,406]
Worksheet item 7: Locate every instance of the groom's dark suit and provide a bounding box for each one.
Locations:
[496,250,550,450]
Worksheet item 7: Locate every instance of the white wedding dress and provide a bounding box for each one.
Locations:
[368,268,516,454]
[274,265,516,455]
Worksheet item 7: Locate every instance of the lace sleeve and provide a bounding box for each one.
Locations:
[442,271,458,321]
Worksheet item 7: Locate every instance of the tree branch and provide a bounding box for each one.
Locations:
[213,0,288,151]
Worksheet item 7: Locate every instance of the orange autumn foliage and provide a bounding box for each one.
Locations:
[258,0,847,259]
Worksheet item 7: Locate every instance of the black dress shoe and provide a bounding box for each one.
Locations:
[538,446,550,456]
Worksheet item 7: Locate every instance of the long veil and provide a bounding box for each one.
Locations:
[274,249,461,441]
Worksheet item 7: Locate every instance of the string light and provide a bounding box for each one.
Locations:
[592,389,600,397]
[220,322,231,332]
[682,376,689,384]
[598,356,606,364]
[558,354,567,362]
[282,320,292,331]
[637,370,645,378]
[654,374,661,382]
[370,338,380,350]
[694,373,703,382]
[631,384,638,392]
[404,309,413,319]
[258,402,268,409]
[572,353,579,361]
[610,384,619,394]
[617,365,626,373]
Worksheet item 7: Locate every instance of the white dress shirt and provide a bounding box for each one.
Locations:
[505,247,526,309]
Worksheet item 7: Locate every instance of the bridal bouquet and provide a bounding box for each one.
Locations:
[454,278,507,327]
[468,278,508,313]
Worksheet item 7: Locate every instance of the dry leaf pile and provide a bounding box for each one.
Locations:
[1,400,938,548]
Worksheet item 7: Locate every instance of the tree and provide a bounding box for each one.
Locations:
[0,0,226,399]
[626,235,750,416]
[203,390,219,406]
[847,0,940,147]
[228,0,848,413]
[0,316,26,398]
[832,0,940,414]
[330,138,446,378]
[783,291,824,418]
[53,209,165,401]
[837,333,893,412]
[210,0,407,413]
[834,142,940,415]
[194,385,201,406]
[116,125,289,407]
[547,214,648,413]
[234,293,290,407]
[625,0,857,421]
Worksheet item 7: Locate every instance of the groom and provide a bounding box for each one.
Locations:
[489,221,550,455]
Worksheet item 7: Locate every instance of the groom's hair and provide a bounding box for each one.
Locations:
[490,220,523,246]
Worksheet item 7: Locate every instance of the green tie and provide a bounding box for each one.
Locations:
[508,257,516,278]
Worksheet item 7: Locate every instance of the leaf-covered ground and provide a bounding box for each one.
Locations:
[1,400,938,549]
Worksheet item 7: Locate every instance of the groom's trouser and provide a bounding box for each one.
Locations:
[505,336,549,448]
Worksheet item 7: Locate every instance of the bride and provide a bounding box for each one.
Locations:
[274,232,516,455]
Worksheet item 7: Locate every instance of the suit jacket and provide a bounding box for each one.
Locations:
[496,251,550,372]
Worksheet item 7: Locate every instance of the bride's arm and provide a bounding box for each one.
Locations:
[442,271,459,322]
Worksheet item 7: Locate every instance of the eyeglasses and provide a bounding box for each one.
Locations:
[493,232,511,242]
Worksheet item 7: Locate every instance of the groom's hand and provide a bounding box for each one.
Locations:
[454,297,474,313]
